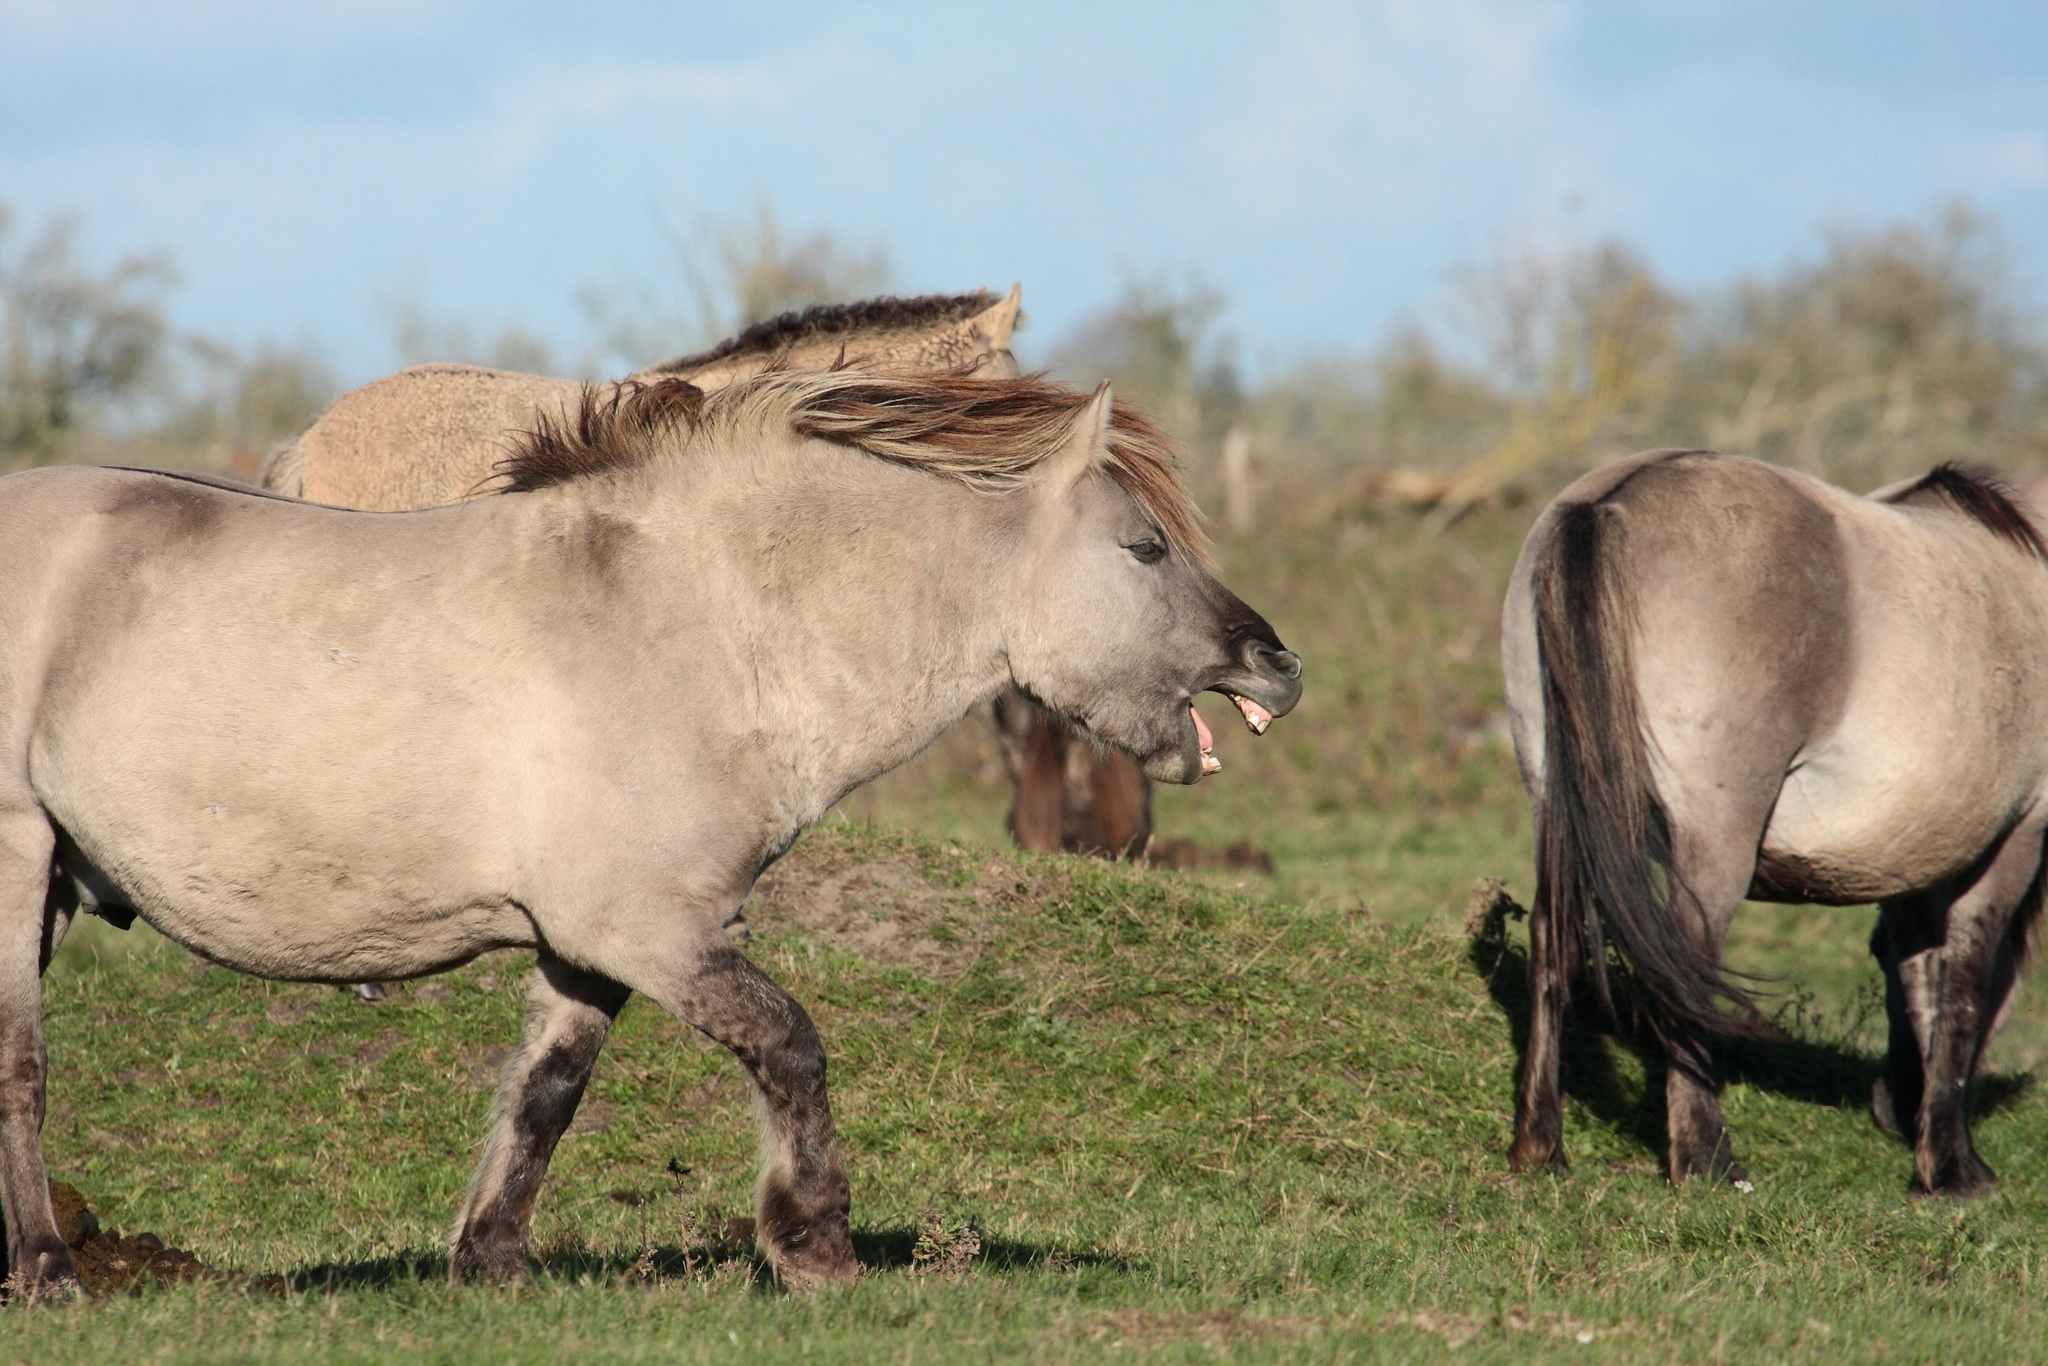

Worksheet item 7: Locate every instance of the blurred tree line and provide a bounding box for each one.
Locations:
[0,204,333,478]
[1057,202,2048,513]
[7,195,2044,503]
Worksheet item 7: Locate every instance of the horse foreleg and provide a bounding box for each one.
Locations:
[647,943,855,1287]
[449,955,629,1281]
[1870,892,1943,1143]
[0,811,75,1298]
[1508,888,1569,1173]
[1912,819,2045,1197]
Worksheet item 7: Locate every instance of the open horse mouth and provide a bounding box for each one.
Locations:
[1189,693,1278,777]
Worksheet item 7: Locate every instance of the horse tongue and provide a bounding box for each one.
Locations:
[1191,703,1221,776]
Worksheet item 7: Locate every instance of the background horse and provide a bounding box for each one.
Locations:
[0,370,1299,1294]
[1503,449,2047,1195]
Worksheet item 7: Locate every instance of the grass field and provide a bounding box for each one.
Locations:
[14,499,2048,1361]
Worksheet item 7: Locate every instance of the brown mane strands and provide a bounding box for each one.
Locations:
[640,292,1002,376]
[493,370,1211,567]
[1882,463,2048,561]
[493,377,705,494]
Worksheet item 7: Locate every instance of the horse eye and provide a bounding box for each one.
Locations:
[1125,538,1166,565]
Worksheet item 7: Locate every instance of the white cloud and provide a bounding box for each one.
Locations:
[1967,134,2048,186]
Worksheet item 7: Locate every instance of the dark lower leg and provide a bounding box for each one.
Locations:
[1664,1030,1743,1184]
[1909,828,2043,1196]
[672,946,853,1286]
[1509,899,1569,1173]
[1913,946,1997,1196]
[1871,901,1936,1143]
[449,956,629,1281]
[0,818,72,1297]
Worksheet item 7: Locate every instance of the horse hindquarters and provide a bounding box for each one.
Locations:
[1510,480,1790,1182]
[0,808,75,1295]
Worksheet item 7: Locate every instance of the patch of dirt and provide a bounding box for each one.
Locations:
[464,1043,515,1088]
[566,1099,619,1136]
[749,847,1000,977]
[263,986,326,1027]
[346,1028,402,1070]
[1079,1309,1318,1350]
[49,1181,213,1297]
[1143,837,1274,873]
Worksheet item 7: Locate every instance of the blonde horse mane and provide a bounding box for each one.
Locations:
[496,370,1211,565]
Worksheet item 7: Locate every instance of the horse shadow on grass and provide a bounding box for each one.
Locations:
[277,1225,1122,1295]
[1464,894,2034,1164]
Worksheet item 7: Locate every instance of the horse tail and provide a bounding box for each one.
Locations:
[1532,498,1767,1050]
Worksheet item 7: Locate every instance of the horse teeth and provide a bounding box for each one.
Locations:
[1201,753,1223,776]
[1230,694,1272,734]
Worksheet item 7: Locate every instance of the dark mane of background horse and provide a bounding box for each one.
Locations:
[640,292,1003,375]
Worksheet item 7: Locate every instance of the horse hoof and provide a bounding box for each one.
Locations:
[1506,1138,1568,1175]
[770,1250,859,1291]
[1912,1153,1998,1199]
[353,982,388,1002]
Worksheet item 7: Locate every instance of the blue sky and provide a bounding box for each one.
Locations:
[4,1,2046,383]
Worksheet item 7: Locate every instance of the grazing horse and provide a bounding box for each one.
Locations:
[1502,449,2046,1194]
[0,371,1301,1294]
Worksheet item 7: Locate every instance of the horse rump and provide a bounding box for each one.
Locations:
[1531,497,1769,1059]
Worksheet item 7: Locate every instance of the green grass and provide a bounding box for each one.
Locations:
[16,503,2048,1361]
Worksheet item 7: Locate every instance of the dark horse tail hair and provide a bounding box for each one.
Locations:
[1533,499,1772,1059]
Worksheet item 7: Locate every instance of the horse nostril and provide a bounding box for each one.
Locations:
[1239,639,1302,681]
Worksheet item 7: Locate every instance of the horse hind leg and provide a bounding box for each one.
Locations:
[1658,817,1767,1186]
[0,809,75,1297]
[1911,817,2047,1197]
[1869,890,1944,1143]
[449,955,629,1281]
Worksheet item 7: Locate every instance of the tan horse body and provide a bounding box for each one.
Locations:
[265,288,1156,860]
[0,371,1300,1292]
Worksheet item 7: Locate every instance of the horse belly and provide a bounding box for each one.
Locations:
[1756,736,2026,904]
[32,708,536,983]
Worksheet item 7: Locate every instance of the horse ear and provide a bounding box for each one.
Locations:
[974,283,1023,351]
[1045,381,1113,490]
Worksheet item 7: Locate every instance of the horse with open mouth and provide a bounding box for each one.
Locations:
[0,369,1299,1295]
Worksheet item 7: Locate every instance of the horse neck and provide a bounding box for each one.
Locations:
[606,435,1022,813]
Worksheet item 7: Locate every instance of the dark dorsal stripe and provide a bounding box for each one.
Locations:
[640,292,998,376]
[1880,463,2048,561]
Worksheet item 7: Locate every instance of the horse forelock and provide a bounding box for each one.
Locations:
[639,292,1002,376]
[1880,463,2048,562]
[492,370,1212,566]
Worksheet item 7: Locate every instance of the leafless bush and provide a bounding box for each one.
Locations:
[0,205,174,470]
[580,200,889,371]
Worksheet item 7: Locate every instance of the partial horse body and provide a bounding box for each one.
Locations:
[267,287,1167,868]
[0,372,1300,1293]
[993,691,1154,858]
[261,289,1024,507]
[1503,449,2047,1194]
